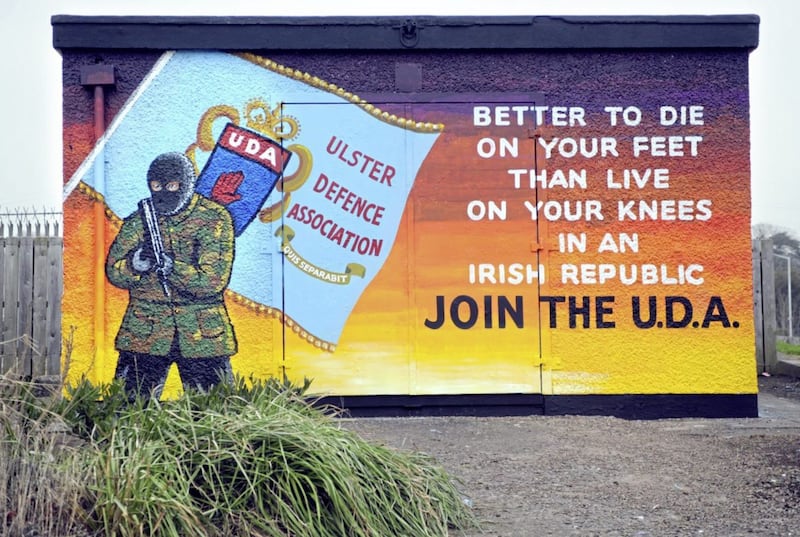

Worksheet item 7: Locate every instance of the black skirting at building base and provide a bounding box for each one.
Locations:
[543,393,759,419]
[314,393,759,419]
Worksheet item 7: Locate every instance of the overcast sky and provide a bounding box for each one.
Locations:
[1,0,796,235]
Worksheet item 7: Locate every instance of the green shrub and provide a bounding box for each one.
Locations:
[2,375,476,537]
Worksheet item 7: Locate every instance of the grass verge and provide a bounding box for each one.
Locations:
[777,340,800,356]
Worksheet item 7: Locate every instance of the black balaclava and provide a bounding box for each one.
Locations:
[147,152,196,215]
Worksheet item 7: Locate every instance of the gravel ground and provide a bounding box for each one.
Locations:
[343,374,800,537]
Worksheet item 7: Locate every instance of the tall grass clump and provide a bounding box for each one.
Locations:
[63,376,476,537]
[0,377,89,537]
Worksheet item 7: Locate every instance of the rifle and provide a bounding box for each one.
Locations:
[138,198,171,298]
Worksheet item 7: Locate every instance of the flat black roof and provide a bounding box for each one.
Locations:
[52,15,759,51]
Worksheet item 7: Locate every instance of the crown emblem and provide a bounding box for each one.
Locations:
[187,99,302,173]
[244,98,301,141]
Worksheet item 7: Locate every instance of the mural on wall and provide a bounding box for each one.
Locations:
[62,49,755,398]
[63,51,442,394]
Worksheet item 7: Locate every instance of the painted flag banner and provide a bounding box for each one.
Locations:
[196,122,292,236]
[64,50,441,347]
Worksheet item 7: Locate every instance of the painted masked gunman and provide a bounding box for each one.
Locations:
[106,152,237,399]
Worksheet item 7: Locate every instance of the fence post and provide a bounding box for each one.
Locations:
[753,239,777,373]
[32,219,63,378]
[18,220,35,377]
[46,223,63,378]
[1,234,22,375]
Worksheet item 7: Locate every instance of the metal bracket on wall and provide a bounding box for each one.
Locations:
[398,19,420,48]
[79,64,116,87]
[79,64,116,136]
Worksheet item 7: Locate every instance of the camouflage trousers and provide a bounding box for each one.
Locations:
[114,335,232,400]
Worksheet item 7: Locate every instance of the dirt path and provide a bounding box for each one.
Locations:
[343,375,800,536]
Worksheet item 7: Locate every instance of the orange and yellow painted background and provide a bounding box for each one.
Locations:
[61,50,756,400]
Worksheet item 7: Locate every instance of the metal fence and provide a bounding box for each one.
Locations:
[0,211,62,378]
[772,251,797,340]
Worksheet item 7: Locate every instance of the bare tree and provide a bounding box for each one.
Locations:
[752,222,786,240]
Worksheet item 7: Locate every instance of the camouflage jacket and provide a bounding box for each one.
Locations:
[105,194,237,358]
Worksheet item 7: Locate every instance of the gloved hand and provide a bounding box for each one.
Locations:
[156,254,174,278]
[131,247,153,273]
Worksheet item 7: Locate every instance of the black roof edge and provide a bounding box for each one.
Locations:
[52,15,759,51]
